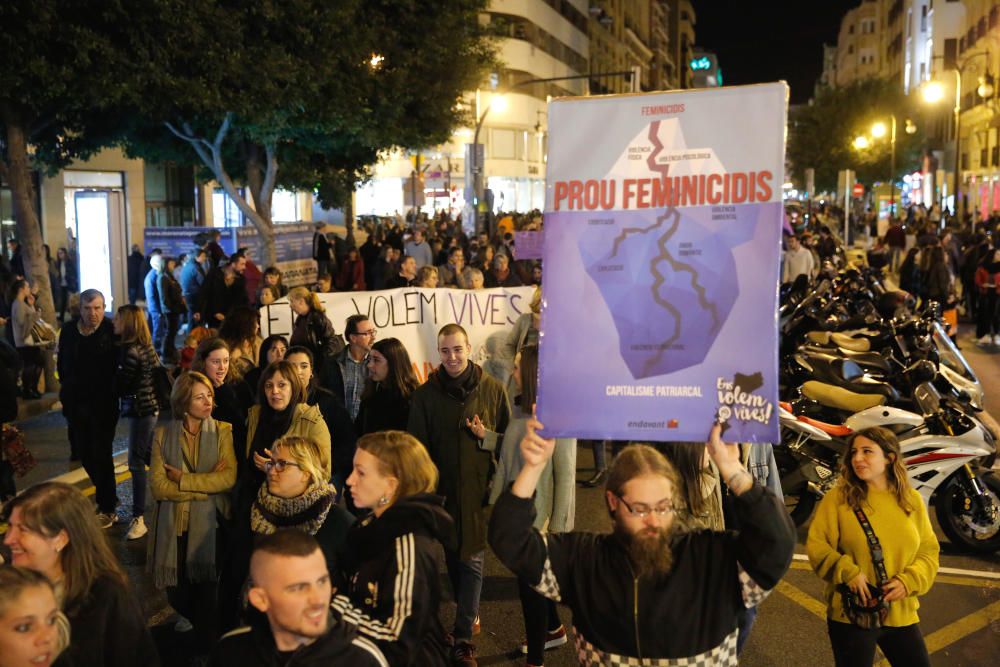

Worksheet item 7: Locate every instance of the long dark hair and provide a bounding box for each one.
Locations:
[258,334,288,366]
[361,337,419,401]
[656,442,712,525]
[516,343,539,414]
[218,306,259,353]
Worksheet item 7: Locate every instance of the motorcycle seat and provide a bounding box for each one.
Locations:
[830,332,871,352]
[801,380,887,413]
[806,331,831,345]
[797,415,853,438]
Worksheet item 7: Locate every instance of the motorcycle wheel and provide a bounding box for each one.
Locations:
[934,471,1000,553]
[774,445,818,526]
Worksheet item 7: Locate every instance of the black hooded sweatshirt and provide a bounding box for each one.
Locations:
[332,493,454,667]
[209,607,387,667]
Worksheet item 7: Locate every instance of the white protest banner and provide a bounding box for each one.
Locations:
[260,286,535,382]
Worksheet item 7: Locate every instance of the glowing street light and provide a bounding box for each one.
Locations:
[922,81,946,103]
[369,53,385,70]
[870,121,887,139]
[853,135,870,150]
[490,94,508,114]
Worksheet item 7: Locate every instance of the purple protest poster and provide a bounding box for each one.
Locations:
[536,83,786,443]
[514,231,544,260]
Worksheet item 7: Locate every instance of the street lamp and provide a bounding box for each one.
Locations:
[922,50,993,218]
[853,135,870,150]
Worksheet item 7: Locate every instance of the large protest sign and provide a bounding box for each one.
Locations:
[260,286,535,382]
[537,84,786,443]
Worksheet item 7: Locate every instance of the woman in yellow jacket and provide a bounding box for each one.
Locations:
[807,426,939,666]
[244,360,332,489]
[149,370,237,653]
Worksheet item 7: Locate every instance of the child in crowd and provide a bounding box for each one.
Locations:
[179,326,214,370]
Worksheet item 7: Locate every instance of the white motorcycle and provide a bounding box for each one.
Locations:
[777,381,1000,553]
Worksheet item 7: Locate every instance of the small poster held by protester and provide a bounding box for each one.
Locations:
[537,83,787,443]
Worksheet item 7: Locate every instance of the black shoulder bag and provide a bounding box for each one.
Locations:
[839,506,890,629]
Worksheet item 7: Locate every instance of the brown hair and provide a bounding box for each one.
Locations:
[356,431,438,505]
[361,337,419,402]
[116,304,153,347]
[1,483,127,614]
[170,371,215,420]
[191,337,230,380]
[515,343,539,414]
[605,444,681,516]
[839,427,914,514]
[0,565,55,615]
[438,323,468,344]
[258,360,305,411]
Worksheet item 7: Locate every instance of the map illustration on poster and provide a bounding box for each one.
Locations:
[537,83,787,443]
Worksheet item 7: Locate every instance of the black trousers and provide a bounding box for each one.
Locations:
[162,312,180,361]
[67,407,119,513]
[975,291,998,338]
[827,620,931,667]
[167,532,220,654]
[518,577,562,664]
[16,346,43,396]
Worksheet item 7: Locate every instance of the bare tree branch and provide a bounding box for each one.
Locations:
[261,142,279,207]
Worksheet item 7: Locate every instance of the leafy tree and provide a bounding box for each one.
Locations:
[0,1,151,322]
[788,78,924,194]
[118,0,495,266]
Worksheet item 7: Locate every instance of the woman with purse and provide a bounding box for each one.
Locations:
[113,305,160,541]
[807,426,939,666]
[8,280,43,400]
[149,370,236,652]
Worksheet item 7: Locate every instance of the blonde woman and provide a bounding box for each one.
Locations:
[0,566,69,667]
[333,431,452,666]
[249,435,353,571]
[113,304,160,540]
[287,286,343,372]
[414,265,439,288]
[807,427,939,666]
[149,371,236,651]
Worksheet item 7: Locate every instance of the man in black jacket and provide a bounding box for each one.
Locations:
[210,530,387,667]
[199,252,248,324]
[57,289,120,527]
[489,421,796,666]
[312,223,333,278]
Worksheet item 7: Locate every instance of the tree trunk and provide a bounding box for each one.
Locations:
[344,190,356,249]
[4,120,56,326]
[244,143,277,267]
[4,117,59,393]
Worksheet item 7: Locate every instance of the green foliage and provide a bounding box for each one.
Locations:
[115,0,496,211]
[787,78,924,193]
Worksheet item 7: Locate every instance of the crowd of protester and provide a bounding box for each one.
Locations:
[0,210,946,667]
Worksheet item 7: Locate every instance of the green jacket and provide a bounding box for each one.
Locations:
[408,364,511,559]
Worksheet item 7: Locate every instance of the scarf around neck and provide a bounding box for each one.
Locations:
[250,481,336,536]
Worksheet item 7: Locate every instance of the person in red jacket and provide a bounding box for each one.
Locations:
[337,248,366,291]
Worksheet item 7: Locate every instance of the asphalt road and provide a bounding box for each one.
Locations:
[10,325,1000,666]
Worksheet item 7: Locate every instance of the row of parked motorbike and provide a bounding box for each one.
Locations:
[777,266,1000,553]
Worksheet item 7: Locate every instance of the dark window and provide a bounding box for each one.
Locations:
[944,38,958,69]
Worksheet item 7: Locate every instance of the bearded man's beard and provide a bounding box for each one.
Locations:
[615,523,676,578]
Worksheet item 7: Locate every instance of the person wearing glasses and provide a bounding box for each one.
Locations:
[149,370,237,653]
[248,435,353,574]
[489,422,796,666]
[320,314,376,421]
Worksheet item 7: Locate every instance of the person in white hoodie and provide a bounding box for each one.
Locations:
[782,234,815,284]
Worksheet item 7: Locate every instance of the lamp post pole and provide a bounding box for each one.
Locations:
[470,70,639,235]
[952,68,962,220]
[889,114,897,217]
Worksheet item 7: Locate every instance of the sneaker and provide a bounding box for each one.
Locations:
[978,335,993,346]
[993,335,1000,346]
[96,512,117,529]
[472,616,480,636]
[520,625,569,654]
[451,641,477,666]
[174,616,193,633]
[125,517,147,540]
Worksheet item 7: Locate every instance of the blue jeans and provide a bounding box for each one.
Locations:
[149,311,165,353]
[737,604,757,654]
[445,550,484,642]
[129,414,158,517]
[592,440,607,471]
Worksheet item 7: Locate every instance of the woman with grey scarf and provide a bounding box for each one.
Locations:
[149,370,236,654]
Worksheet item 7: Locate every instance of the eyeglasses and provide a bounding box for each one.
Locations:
[264,459,301,473]
[353,329,377,338]
[614,494,675,519]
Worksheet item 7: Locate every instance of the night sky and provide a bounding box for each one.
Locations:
[694,0,859,104]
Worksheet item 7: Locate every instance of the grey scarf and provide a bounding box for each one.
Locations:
[148,418,220,589]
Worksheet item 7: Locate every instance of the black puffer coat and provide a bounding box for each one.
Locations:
[290,309,344,372]
[115,342,159,418]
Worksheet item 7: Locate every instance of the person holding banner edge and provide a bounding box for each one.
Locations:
[489,420,795,666]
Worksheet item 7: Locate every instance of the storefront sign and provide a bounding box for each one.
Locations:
[260,286,534,382]
[537,84,787,443]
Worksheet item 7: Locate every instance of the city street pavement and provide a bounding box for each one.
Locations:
[5,325,999,666]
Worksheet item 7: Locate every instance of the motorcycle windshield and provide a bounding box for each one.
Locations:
[933,321,978,383]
